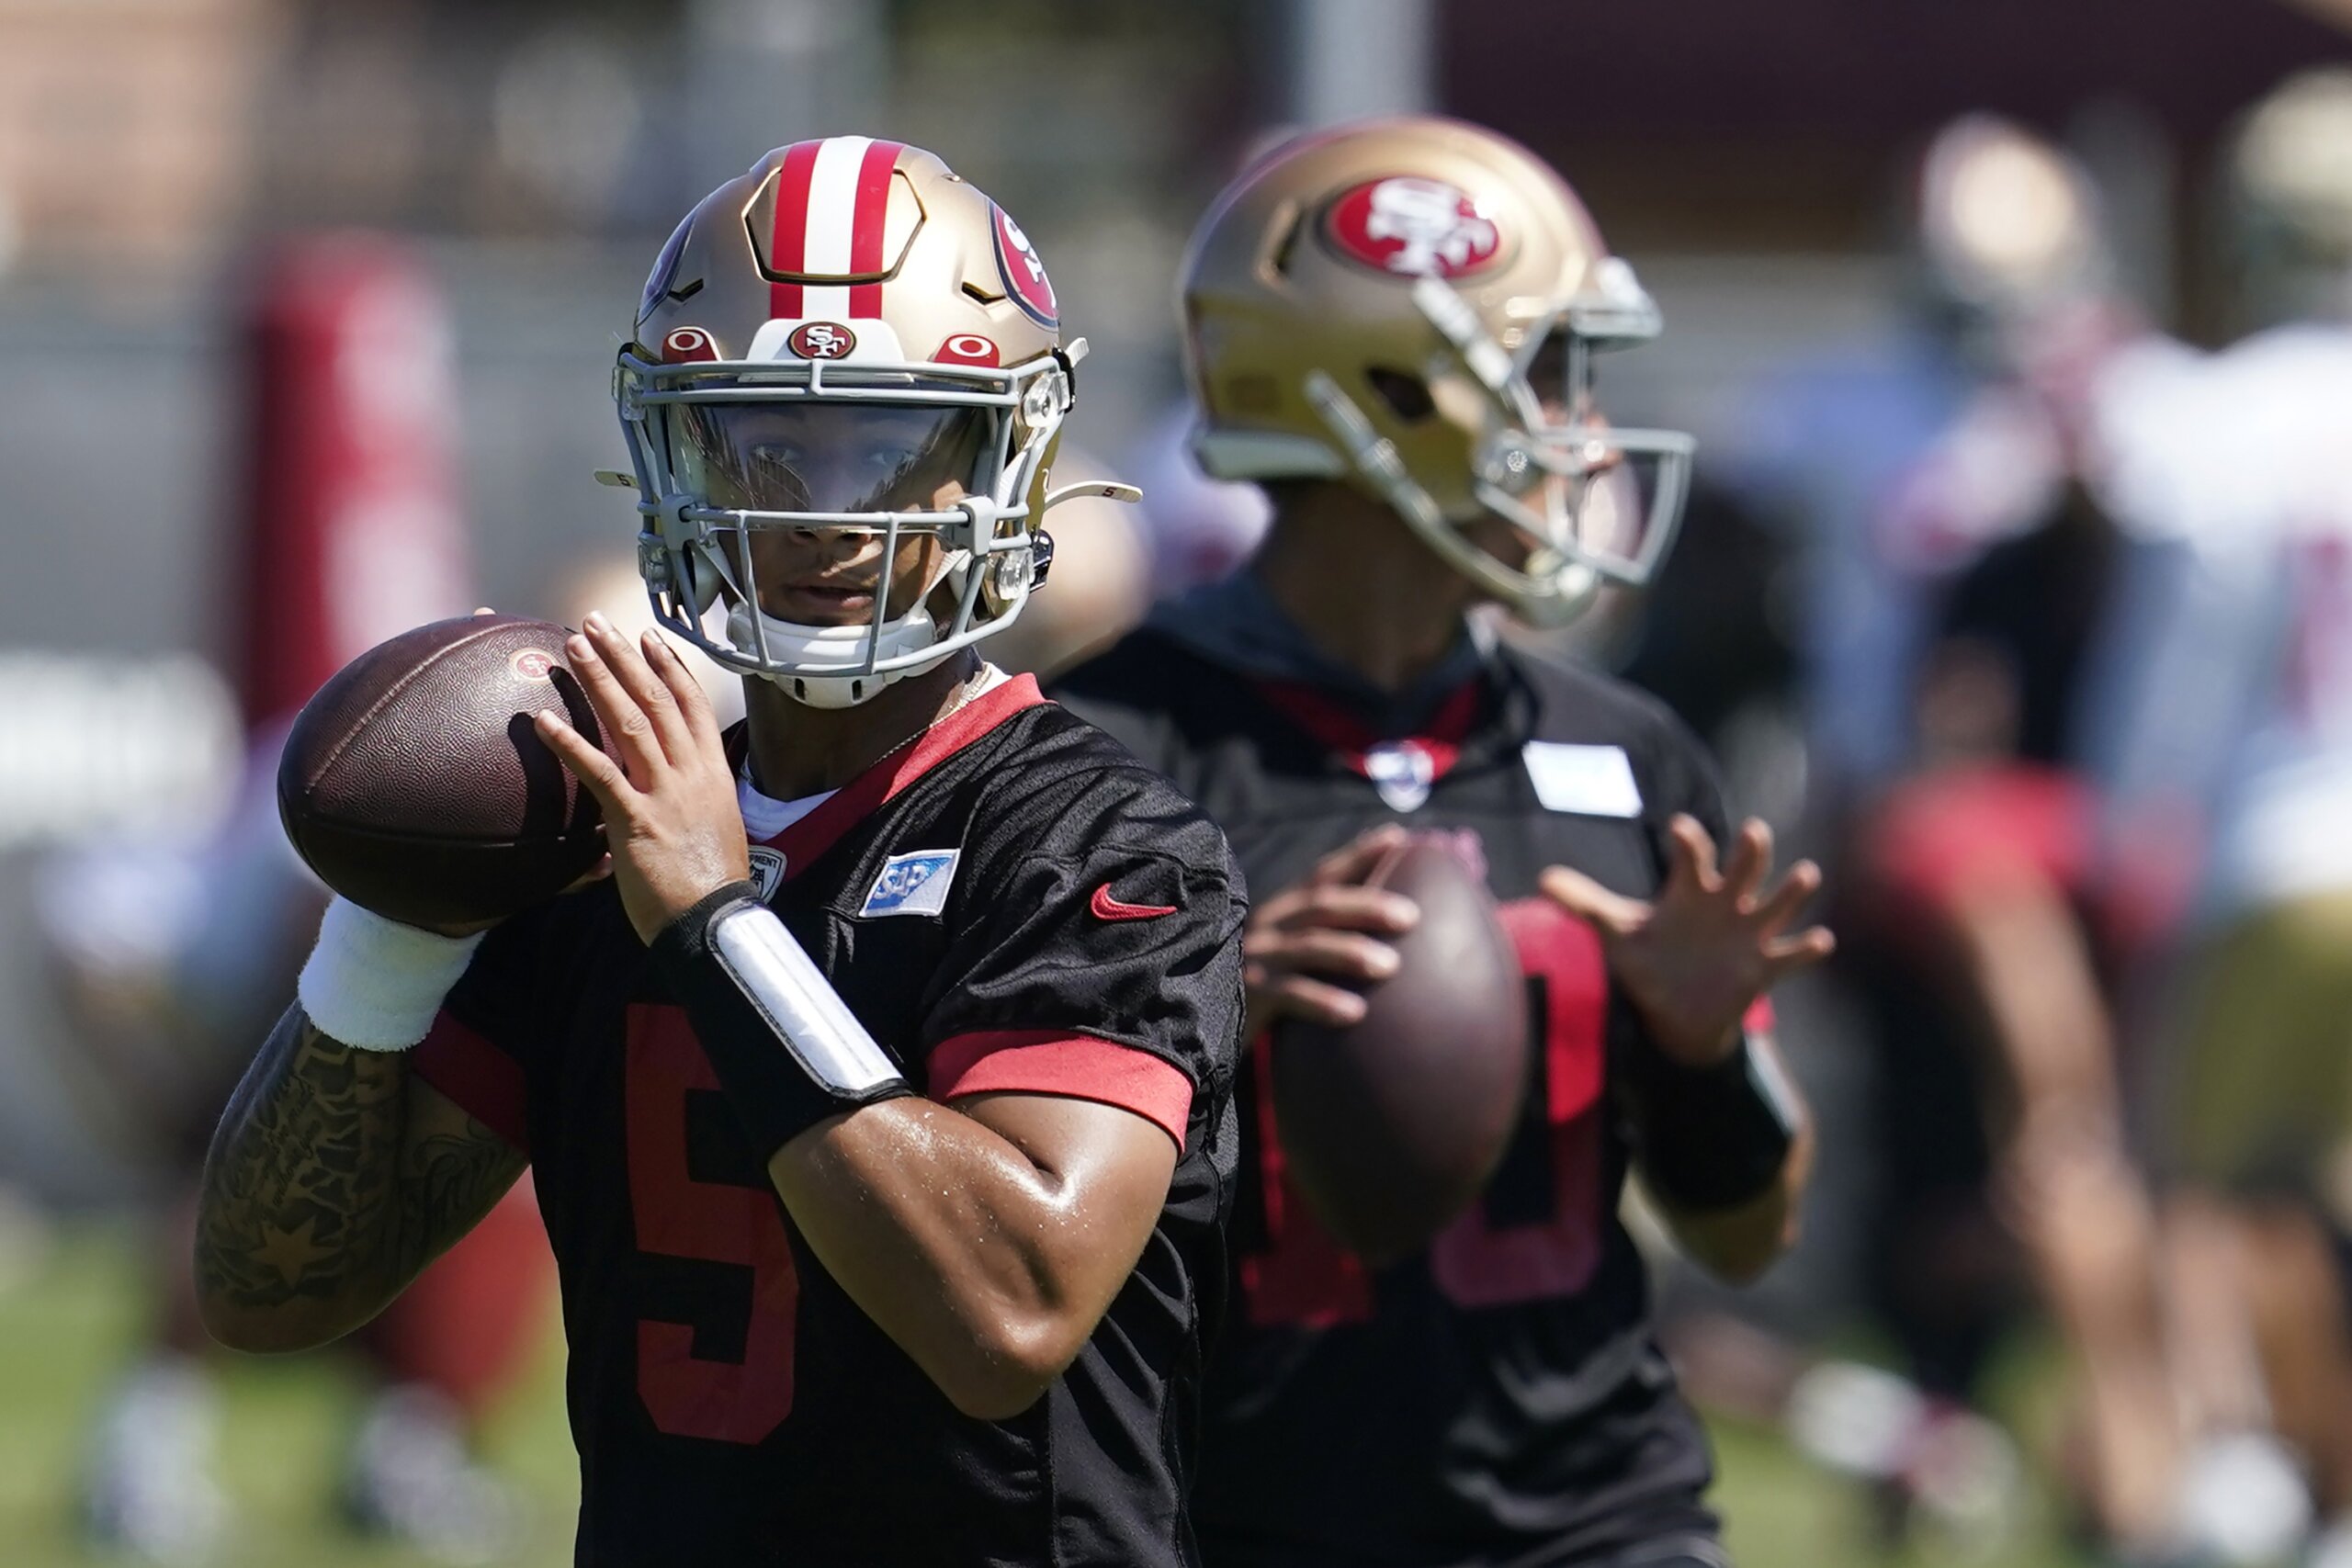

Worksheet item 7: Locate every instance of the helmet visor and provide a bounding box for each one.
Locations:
[670,400,994,517]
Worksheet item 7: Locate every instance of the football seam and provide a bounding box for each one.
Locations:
[295,818,594,848]
[301,617,533,793]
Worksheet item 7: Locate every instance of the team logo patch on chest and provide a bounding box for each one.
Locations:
[859,849,959,918]
[1363,739,1440,812]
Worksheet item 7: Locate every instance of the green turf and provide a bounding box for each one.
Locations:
[0,1224,578,1567]
[0,1225,2090,1566]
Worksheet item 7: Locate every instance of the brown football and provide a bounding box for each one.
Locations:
[1270,833,1532,1265]
[277,615,611,930]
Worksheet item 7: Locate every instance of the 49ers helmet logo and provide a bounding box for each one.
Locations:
[786,321,857,360]
[1324,176,1505,279]
[990,204,1058,326]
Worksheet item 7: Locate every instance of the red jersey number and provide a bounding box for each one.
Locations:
[1239,897,1611,1325]
[625,1004,799,1443]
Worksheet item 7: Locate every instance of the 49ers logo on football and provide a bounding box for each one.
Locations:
[1324,175,1505,279]
[786,321,857,360]
[990,204,1058,326]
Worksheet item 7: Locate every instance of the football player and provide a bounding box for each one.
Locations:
[1736,116,2189,1551]
[1054,118,1829,1568]
[193,139,1248,1568]
[2084,67,2352,1558]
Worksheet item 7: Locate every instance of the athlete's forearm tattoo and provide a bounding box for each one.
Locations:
[195,1005,519,1321]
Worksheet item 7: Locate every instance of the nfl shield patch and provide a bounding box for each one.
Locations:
[859,850,960,919]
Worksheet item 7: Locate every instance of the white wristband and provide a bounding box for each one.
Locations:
[297,897,484,1052]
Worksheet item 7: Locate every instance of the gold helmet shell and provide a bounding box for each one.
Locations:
[614,137,1129,705]
[1182,116,1691,626]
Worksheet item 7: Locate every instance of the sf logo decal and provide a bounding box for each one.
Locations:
[1324,175,1505,279]
[787,321,857,360]
[990,204,1059,327]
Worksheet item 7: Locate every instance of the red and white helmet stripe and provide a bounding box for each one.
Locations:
[767,136,905,321]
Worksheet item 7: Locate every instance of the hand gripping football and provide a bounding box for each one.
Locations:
[277,615,612,930]
[1270,832,1532,1265]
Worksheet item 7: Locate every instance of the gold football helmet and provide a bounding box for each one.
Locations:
[612,137,1132,707]
[1181,116,1692,626]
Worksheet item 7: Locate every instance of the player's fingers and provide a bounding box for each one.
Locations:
[562,633,664,784]
[1762,924,1838,979]
[535,707,636,818]
[1255,927,1403,986]
[583,612,695,762]
[1724,818,1772,907]
[1539,863,1646,935]
[1753,859,1824,933]
[1306,824,1410,887]
[1258,973,1370,1030]
[1666,816,1722,895]
[641,627,725,756]
[1275,884,1420,935]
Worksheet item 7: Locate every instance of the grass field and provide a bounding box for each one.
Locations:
[0,1224,2092,1568]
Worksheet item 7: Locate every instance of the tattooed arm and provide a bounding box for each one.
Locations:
[194,1004,525,1353]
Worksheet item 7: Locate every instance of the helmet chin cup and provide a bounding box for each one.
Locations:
[1517,560,1601,628]
[723,599,949,709]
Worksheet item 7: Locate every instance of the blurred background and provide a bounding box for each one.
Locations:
[12,0,2352,1562]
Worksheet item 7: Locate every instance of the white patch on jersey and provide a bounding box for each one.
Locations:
[747,845,786,903]
[1522,741,1643,818]
[858,849,959,919]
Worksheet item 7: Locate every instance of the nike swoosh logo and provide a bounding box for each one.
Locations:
[1091,882,1177,921]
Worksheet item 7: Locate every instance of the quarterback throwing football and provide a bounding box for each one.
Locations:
[1058,118,1829,1568]
[195,140,1247,1568]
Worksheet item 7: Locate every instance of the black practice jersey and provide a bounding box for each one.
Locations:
[1055,634,1741,1568]
[412,675,1248,1568]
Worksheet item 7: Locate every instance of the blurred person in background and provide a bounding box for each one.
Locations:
[2081,65,2352,1566]
[1123,405,1275,596]
[39,237,555,1564]
[1730,116,2195,1557]
[984,418,1273,683]
[1059,115,1829,1568]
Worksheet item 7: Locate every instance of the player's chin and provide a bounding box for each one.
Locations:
[762,586,878,626]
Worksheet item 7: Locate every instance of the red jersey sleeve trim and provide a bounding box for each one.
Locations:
[412,1011,530,1154]
[928,1029,1194,1149]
